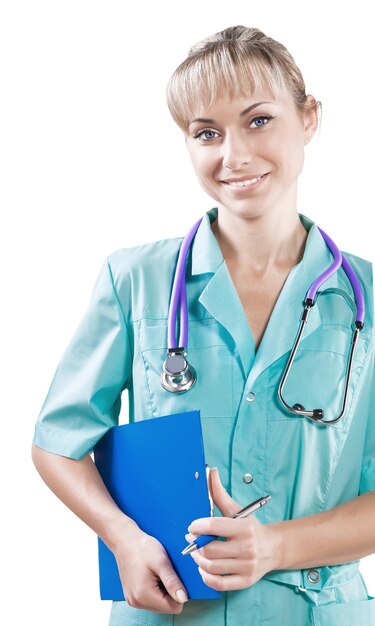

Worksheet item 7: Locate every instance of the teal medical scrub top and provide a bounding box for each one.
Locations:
[33,207,375,626]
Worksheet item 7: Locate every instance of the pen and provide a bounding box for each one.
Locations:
[181,494,271,555]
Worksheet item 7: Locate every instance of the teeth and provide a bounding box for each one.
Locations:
[226,176,262,187]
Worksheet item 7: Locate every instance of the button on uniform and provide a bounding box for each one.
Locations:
[243,473,254,484]
[307,569,321,583]
[246,392,256,402]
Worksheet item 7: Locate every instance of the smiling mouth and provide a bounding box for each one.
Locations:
[221,173,269,187]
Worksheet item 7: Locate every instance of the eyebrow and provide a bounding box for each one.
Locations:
[189,101,273,126]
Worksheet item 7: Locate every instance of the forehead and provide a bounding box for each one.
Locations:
[188,90,292,124]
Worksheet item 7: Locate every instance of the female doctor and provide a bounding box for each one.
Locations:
[31,25,375,626]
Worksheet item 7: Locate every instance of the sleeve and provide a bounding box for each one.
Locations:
[32,256,132,460]
[358,260,375,495]
[358,339,375,495]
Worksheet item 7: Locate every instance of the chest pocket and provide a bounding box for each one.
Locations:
[267,324,370,430]
[137,317,235,419]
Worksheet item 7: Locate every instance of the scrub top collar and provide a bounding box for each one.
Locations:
[189,207,343,383]
[191,206,339,291]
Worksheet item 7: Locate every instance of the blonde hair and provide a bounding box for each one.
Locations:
[166,25,321,134]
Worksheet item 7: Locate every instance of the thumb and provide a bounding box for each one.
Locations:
[158,562,189,604]
[209,467,242,517]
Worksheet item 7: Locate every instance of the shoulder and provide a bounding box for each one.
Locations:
[106,235,183,282]
[341,250,373,282]
[340,250,374,335]
[102,236,184,324]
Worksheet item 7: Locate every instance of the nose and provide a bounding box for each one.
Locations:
[222,131,252,170]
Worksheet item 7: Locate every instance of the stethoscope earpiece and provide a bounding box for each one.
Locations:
[292,404,324,421]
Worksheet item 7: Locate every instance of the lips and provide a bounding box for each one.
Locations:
[220,172,270,193]
[222,173,268,184]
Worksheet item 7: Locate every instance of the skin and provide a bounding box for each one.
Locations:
[184,89,318,270]
[182,90,320,590]
[31,445,189,613]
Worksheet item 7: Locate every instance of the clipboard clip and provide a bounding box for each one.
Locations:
[205,464,214,517]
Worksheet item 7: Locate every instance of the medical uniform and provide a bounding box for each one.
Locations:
[33,207,375,626]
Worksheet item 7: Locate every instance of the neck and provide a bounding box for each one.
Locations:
[210,208,308,275]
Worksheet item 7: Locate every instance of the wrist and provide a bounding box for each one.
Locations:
[103,513,141,553]
[265,521,285,572]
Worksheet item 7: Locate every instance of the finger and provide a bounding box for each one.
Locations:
[198,568,249,592]
[189,516,251,538]
[120,569,185,614]
[209,468,242,517]
[152,577,183,608]
[158,562,189,605]
[191,553,250,576]
[190,538,240,560]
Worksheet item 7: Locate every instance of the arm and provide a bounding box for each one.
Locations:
[31,442,139,552]
[32,258,188,611]
[269,491,375,570]
[185,469,375,592]
[31,444,188,612]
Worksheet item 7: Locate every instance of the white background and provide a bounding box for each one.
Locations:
[1,1,374,624]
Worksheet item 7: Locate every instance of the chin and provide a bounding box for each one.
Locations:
[217,203,268,221]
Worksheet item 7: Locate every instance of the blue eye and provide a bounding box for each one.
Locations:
[193,115,274,142]
[251,115,273,128]
[196,129,219,141]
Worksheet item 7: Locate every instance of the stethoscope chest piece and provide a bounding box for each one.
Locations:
[161,349,197,393]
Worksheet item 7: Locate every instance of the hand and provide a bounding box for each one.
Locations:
[113,524,188,614]
[185,468,279,592]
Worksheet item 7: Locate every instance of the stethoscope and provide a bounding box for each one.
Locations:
[160,215,365,426]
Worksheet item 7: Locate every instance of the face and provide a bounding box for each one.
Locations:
[184,89,318,221]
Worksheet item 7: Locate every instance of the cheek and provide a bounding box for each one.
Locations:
[269,133,305,179]
[190,152,214,180]
[197,164,221,192]
[282,127,305,164]
[198,154,216,175]
[287,143,305,180]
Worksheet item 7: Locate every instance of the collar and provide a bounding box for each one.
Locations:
[188,208,342,382]
[190,207,223,276]
[191,206,339,292]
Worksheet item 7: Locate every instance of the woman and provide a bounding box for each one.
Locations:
[32,25,375,626]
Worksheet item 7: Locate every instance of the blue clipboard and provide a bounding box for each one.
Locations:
[93,410,221,601]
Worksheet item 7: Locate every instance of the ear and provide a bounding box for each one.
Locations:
[303,94,320,145]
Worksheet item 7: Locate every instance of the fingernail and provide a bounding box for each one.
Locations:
[176,589,188,603]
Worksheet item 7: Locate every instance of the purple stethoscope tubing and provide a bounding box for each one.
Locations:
[168,219,365,351]
[167,216,204,349]
[310,227,365,324]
